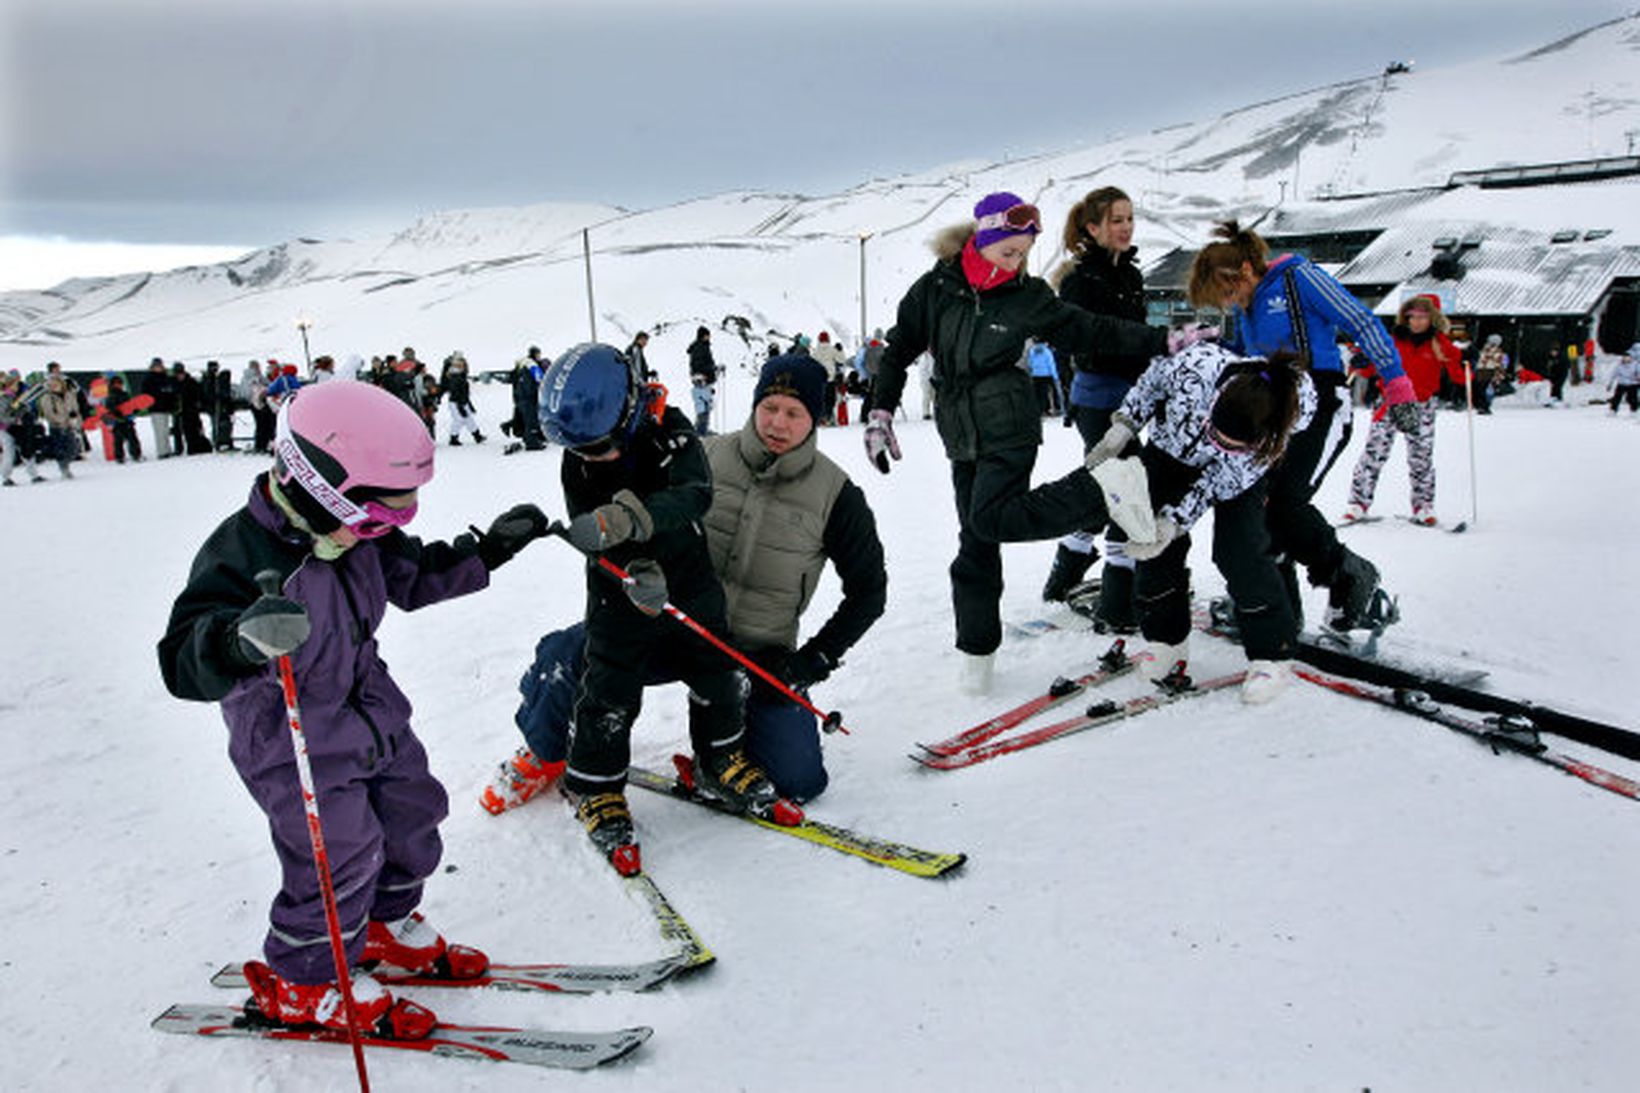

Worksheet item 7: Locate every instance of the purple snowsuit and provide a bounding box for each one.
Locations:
[158,475,490,982]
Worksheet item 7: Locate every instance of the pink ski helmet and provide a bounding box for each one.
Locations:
[273,380,435,535]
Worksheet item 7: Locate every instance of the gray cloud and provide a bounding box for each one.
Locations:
[2,0,1629,245]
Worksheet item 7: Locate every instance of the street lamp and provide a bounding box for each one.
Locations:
[294,315,314,371]
[858,232,872,344]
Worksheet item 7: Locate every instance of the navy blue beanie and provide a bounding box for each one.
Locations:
[754,353,828,426]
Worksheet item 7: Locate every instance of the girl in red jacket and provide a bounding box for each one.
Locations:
[1343,294,1461,525]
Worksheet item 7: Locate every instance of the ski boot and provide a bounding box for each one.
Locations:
[362,910,488,980]
[1206,595,1240,639]
[1240,660,1292,705]
[681,750,804,826]
[1135,639,1188,685]
[1041,543,1098,603]
[568,789,642,876]
[242,961,436,1040]
[478,745,566,815]
[1324,549,1385,633]
[1090,563,1137,635]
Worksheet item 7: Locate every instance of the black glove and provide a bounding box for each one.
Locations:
[230,594,310,667]
[784,645,837,690]
[622,558,669,616]
[475,502,550,569]
[566,489,654,553]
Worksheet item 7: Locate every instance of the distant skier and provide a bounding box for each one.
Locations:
[1344,294,1461,526]
[687,326,718,435]
[157,380,550,1038]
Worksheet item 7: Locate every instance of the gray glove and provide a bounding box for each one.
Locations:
[233,594,311,665]
[1387,400,1422,435]
[566,489,654,553]
[1123,515,1181,562]
[1084,414,1138,471]
[622,559,669,617]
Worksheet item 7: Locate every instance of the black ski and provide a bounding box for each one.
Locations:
[1296,668,1640,802]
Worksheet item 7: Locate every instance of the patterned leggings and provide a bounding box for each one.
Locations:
[1348,401,1436,513]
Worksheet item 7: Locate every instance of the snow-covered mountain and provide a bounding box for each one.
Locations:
[3,14,1638,382]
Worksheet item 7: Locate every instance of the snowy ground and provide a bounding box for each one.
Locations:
[2,384,1637,1092]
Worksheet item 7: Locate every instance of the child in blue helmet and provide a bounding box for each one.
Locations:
[540,343,799,876]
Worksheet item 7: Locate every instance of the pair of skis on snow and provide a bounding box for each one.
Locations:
[963,605,1640,800]
[911,638,1248,770]
[154,869,715,1070]
[160,756,971,1071]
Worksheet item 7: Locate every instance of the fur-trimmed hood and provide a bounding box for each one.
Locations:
[930,223,975,261]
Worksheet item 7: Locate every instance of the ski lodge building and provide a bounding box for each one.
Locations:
[1144,155,1640,369]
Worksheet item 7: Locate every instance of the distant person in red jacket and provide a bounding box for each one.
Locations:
[1343,295,1460,526]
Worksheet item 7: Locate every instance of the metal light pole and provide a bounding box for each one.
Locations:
[858,233,871,344]
[582,228,598,342]
[294,316,314,372]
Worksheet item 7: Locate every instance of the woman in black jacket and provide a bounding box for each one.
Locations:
[1040,187,1150,631]
[864,191,1184,692]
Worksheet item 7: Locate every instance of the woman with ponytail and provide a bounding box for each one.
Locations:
[1088,342,1315,702]
[1187,220,1415,633]
[1039,187,1149,634]
[1343,294,1459,525]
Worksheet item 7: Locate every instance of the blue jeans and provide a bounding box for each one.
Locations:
[515,621,828,801]
[690,382,714,434]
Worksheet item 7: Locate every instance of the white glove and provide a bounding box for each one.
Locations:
[1124,516,1180,562]
[1083,414,1137,470]
[1089,456,1157,544]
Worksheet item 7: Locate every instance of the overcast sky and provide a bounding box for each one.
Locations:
[0,0,1632,285]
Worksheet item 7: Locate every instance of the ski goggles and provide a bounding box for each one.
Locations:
[570,434,622,459]
[1205,425,1254,455]
[274,414,419,536]
[352,498,419,538]
[975,203,1042,234]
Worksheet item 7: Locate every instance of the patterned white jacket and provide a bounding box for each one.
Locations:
[1119,342,1316,531]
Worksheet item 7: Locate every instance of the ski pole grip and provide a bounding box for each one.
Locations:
[254,568,283,598]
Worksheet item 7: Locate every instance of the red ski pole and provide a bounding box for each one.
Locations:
[256,571,372,1092]
[547,527,848,734]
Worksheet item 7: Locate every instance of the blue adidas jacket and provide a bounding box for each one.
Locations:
[1225,255,1405,382]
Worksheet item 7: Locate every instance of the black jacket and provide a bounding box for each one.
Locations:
[688,339,717,384]
[142,370,177,413]
[870,234,1166,461]
[561,404,719,605]
[1056,247,1150,384]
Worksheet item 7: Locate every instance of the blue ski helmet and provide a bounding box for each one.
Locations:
[539,342,643,450]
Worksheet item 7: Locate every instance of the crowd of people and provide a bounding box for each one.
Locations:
[121,186,1631,1043]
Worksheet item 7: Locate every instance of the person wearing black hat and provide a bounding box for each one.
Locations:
[482,353,887,814]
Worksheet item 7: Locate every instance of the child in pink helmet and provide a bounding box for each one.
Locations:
[158,379,549,1038]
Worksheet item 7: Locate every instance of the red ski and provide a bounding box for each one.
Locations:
[1295,668,1640,802]
[153,1003,650,1070]
[917,639,1134,758]
[914,670,1246,771]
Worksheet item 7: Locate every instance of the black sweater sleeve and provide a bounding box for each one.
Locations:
[806,481,888,662]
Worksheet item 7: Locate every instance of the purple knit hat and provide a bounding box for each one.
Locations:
[973,192,1042,250]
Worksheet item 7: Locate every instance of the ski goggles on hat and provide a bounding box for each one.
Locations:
[975,203,1041,234]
